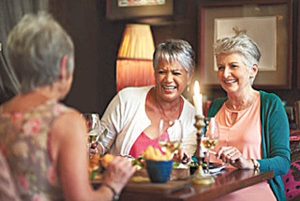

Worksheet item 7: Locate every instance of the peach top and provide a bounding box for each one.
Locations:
[213,94,276,201]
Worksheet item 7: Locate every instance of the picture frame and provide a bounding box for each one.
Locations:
[298,0,300,89]
[106,0,173,20]
[198,0,292,89]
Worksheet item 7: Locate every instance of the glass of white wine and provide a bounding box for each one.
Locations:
[82,113,101,143]
[158,119,183,159]
[201,117,219,173]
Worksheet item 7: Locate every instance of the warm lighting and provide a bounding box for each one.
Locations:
[193,81,203,116]
[117,24,155,91]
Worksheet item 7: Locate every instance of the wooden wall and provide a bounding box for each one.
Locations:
[49,0,300,116]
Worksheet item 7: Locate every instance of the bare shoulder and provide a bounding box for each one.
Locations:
[50,108,87,145]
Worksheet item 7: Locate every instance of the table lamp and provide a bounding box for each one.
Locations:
[117,24,155,91]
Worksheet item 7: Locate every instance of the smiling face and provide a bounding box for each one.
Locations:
[154,60,191,102]
[216,53,258,95]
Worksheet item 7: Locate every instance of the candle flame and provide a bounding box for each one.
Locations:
[194,80,200,94]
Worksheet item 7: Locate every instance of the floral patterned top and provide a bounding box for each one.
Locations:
[0,100,70,201]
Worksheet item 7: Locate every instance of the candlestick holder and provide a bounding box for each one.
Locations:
[193,115,215,185]
[194,114,206,163]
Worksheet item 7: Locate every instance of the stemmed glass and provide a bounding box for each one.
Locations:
[82,113,101,144]
[201,117,219,173]
[158,119,183,159]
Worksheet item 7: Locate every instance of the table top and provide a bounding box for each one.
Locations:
[93,168,274,201]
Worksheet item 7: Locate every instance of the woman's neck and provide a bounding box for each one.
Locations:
[148,88,182,123]
[226,89,258,111]
[2,86,59,113]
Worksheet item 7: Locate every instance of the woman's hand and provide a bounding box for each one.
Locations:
[216,146,253,169]
[173,150,190,164]
[102,156,136,194]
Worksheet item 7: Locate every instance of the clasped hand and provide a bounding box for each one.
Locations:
[216,146,253,169]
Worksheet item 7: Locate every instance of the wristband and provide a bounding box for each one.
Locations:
[102,183,119,201]
[251,159,260,171]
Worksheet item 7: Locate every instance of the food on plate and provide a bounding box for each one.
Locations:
[131,156,145,170]
[100,153,114,169]
[143,146,172,161]
[88,154,101,180]
[89,154,101,171]
[131,176,150,183]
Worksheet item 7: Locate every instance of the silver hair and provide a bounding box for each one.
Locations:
[153,39,195,76]
[214,34,261,68]
[7,12,74,94]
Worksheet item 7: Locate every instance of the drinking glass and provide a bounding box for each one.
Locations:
[158,119,183,158]
[82,113,101,144]
[201,117,219,173]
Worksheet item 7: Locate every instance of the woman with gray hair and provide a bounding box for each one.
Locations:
[0,13,135,201]
[99,39,196,161]
[208,34,290,200]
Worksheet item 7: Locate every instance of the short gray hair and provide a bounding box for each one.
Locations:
[153,39,195,76]
[7,12,74,94]
[214,34,261,68]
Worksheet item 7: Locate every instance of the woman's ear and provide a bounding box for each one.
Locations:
[60,55,69,80]
[187,72,195,85]
[249,64,258,79]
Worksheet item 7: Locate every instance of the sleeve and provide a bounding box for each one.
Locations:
[180,104,197,156]
[259,95,291,176]
[182,121,197,157]
[99,93,124,153]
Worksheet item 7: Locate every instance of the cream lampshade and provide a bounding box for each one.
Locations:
[116,24,155,91]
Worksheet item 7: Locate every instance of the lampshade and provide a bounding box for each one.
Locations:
[117,24,156,91]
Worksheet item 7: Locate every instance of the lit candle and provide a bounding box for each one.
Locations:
[193,81,203,116]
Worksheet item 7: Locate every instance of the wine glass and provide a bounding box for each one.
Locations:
[82,113,101,144]
[158,119,183,158]
[201,117,219,173]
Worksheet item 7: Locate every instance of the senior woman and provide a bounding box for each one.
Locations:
[98,39,196,160]
[0,13,135,201]
[208,34,290,201]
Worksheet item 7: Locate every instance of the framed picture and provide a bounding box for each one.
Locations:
[106,0,173,20]
[198,0,292,89]
[298,0,300,89]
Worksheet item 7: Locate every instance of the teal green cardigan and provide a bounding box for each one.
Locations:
[208,90,290,201]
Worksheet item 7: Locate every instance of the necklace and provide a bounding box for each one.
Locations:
[154,93,182,127]
[225,92,258,111]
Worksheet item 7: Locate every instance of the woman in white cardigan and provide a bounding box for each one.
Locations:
[99,39,197,160]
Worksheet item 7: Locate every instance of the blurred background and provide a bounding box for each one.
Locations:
[0,0,299,121]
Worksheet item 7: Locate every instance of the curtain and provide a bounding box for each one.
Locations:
[0,0,48,104]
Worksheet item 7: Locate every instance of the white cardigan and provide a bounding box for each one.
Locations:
[99,86,196,156]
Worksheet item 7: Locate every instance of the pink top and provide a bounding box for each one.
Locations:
[212,94,276,201]
[129,132,170,158]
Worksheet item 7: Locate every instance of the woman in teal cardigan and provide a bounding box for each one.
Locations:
[208,34,290,201]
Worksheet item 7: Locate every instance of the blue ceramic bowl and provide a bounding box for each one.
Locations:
[146,160,173,183]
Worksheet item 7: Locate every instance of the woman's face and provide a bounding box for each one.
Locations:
[155,60,191,102]
[216,53,257,95]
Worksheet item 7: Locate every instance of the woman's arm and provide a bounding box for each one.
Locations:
[51,110,134,201]
[99,94,124,154]
[259,95,291,176]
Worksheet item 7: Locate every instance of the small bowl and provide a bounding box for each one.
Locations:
[146,160,173,183]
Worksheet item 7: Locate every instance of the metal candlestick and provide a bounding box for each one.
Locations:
[193,115,215,184]
[194,114,206,164]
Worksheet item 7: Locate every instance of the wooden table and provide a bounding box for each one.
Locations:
[93,168,274,201]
